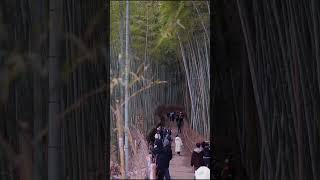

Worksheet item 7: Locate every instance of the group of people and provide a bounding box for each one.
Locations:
[190,141,211,179]
[167,111,184,133]
[150,124,212,179]
[150,126,174,179]
[150,125,187,179]
[191,141,211,170]
[190,141,235,180]
[148,121,236,180]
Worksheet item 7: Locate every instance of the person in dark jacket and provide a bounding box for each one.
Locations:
[201,141,206,149]
[160,127,166,140]
[201,141,211,168]
[191,143,205,172]
[163,129,172,146]
[172,112,176,121]
[176,112,184,133]
[163,140,173,179]
[152,139,172,179]
[166,129,172,143]
[174,112,179,121]
[169,112,175,121]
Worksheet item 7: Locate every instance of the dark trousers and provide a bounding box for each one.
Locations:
[157,168,170,180]
[157,168,164,179]
[177,125,181,133]
[164,168,170,180]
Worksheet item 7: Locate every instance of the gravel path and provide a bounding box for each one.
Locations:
[169,127,195,180]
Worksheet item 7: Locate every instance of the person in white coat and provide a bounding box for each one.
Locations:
[175,135,183,155]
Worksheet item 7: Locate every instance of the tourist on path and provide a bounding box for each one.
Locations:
[191,143,205,172]
[176,112,183,133]
[172,112,176,121]
[160,126,166,140]
[152,139,172,180]
[175,135,183,156]
[202,141,211,168]
[168,112,175,122]
[167,112,171,122]
[163,129,172,145]
[163,138,173,179]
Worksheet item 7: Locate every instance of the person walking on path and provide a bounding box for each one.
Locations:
[160,126,166,140]
[163,138,173,179]
[168,112,175,122]
[202,141,211,168]
[163,129,172,145]
[167,112,171,121]
[176,112,184,133]
[191,143,205,172]
[175,135,183,156]
[152,139,172,179]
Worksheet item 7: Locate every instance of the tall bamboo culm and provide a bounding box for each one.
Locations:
[235,0,320,179]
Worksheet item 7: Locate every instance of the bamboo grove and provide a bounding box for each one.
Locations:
[215,0,320,179]
[0,0,210,179]
[110,1,210,177]
[0,0,108,179]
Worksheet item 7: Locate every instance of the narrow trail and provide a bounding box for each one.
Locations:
[169,125,195,179]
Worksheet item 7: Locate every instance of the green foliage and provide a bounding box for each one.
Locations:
[110,1,121,45]
[110,0,209,65]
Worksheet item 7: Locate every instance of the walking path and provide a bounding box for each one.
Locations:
[169,127,195,179]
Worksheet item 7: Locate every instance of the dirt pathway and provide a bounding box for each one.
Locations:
[169,127,195,179]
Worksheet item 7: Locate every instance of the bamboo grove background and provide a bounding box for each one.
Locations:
[110,1,210,173]
[0,0,210,179]
[0,0,108,179]
[215,0,320,179]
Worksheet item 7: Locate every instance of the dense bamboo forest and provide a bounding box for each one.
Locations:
[215,0,320,180]
[110,1,210,179]
[0,0,211,179]
[0,0,108,179]
[2,0,319,179]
